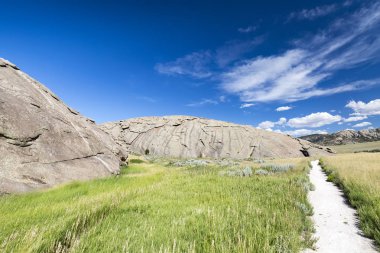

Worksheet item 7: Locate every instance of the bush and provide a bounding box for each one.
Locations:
[221,166,253,177]
[255,169,269,175]
[171,159,210,167]
[129,159,145,164]
[260,164,294,173]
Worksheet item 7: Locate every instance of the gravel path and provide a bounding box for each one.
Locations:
[305,160,377,253]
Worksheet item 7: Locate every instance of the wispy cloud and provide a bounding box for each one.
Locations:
[276,106,292,112]
[155,38,264,77]
[221,2,380,103]
[240,103,254,109]
[155,51,213,79]
[215,38,264,67]
[186,99,218,107]
[343,115,368,122]
[288,4,338,21]
[346,99,380,116]
[238,25,257,33]
[353,121,372,128]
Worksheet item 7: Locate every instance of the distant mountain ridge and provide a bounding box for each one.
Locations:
[300,128,380,146]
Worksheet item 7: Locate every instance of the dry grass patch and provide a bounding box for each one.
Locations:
[321,153,380,246]
[329,141,380,154]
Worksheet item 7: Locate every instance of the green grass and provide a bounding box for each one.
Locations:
[329,140,380,154]
[120,164,147,175]
[0,158,314,252]
[320,153,380,247]
[129,158,145,164]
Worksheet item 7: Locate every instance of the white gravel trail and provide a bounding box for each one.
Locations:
[305,160,377,253]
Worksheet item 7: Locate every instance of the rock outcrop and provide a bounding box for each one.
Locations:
[301,128,380,146]
[101,116,333,159]
[0,58,127,194]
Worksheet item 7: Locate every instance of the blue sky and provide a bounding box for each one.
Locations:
[1,0,380,136]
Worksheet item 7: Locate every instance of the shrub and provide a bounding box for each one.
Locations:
[260,164,294,173]
[255,169,269,175]
[171,159,210,167]
[129,159,145,164]
[221,166,253,177]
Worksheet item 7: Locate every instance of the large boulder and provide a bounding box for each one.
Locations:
[101,116,333,159]
[0,58,127,194]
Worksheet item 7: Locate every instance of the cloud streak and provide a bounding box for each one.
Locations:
[221,2,380,102]
[186,99,218,107]
[276,106,292,112]
[352,121,372,128]
[288,4,338,21]
[155,51,213,79]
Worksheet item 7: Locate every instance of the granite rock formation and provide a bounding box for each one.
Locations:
[101,116,333,159]
[0,58,127,194]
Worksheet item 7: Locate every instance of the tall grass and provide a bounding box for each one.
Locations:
[320,153,380,247]
[0,158,313,252]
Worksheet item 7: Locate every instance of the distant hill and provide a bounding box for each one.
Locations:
[300,128,380,146]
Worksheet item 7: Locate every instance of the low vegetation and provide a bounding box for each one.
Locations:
[329,141,380,154]
[320,153,380,246]
[0,156,314,252]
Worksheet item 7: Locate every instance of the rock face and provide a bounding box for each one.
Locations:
[0,58,127,194]
[301,128,380,146]
[101,116,333,159]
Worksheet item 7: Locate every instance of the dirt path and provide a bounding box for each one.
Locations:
[305,160,377,253]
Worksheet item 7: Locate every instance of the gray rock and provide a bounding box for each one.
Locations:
[101,116,333,159]
[0,58,127,194]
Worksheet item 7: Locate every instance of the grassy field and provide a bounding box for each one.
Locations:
[320,153,380,246]
[329,141,380,153]
[0,156,314,253]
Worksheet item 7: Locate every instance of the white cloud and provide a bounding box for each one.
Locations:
[276,129,328,137]
[186,99,218,107]
[221,2,380,103]
[353,121,372,128]
[258,121,275,129]
[288,4,338,21]
[276,106,292,111]
[346,99,380,116]
[238,26,257,33]
[288,112,342,128]
[343,115,368,122]
[258,117,287,129]
[219,95,227,103]
[277,117,287,125]
[155,51,213,78]
[240,103,254,109]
